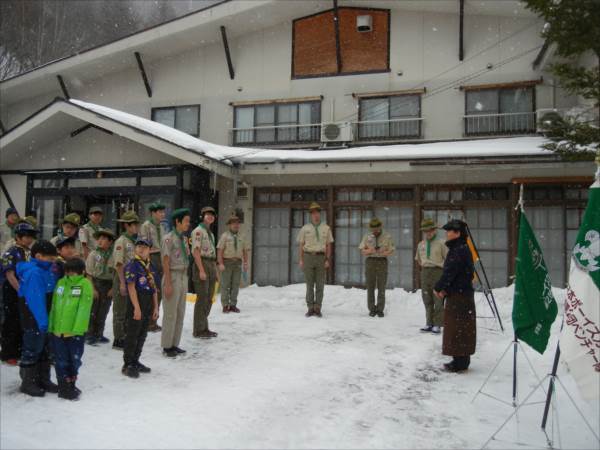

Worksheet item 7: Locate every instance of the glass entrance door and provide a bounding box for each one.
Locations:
[79,195,137,235]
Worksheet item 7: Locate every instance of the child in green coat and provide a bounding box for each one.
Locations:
[48,258,93,400]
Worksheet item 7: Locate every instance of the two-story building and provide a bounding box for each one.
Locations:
[0,0,595,289]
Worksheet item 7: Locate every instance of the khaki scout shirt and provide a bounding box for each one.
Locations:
[86,248,115,281]
[139,219,168,253]
[0,222,14,250]
[359,231,395,258]
[50,234,84,257]
[161,230,190,270]
[112,234,136,268]
[297,222,334,253]
[415,237,448,268]
[191,224,217,259]
[217,230,247,260]
[79,222,102,251]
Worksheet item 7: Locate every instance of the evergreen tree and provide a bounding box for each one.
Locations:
[524,0,600,160]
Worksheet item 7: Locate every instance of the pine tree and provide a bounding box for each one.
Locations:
[523,0,600,160]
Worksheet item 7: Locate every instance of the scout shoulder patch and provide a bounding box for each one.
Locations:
[116,246,122,251]
[139,276,147,285]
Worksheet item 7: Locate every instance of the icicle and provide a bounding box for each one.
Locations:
[514,183,525,212]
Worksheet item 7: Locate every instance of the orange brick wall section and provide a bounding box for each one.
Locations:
[292,8,390,78]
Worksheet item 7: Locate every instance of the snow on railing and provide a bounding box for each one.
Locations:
[353,117,423,141]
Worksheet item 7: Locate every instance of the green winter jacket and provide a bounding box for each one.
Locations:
[48,274,93,336]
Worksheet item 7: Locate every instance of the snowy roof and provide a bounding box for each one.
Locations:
[70,99,553,166]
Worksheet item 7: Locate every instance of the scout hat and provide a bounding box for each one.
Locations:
[89,206,103,215]
[442,219,467,234]
[420,218,438,231]
[171,208,190,224]
[308,202,321,212]
[62,213,81,226]
[93,228,116,241]
[117,211,140,223]
[201,206,216,217]
[18,216,38,228]
[369,217,382,229]
[135,237,152,247]
[55,236,75,249]
[226,214,241,225]
[148,202,166,212]
[5,207,18,217]
[14,222,39,237]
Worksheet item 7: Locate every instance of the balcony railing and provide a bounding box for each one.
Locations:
[354,117,423,141]
[464,111,537,136]
[231,123,321,146]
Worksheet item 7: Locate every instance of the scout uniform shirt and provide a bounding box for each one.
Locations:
[359,231,396,257]
[79,222,103,252]
[86,247,115,281]
[297,222,334,253]
[217,230,247,259]
[139,219,169,254]
[415,236,448,268]
[161,231,190,270]
[192,224,217,259]
[0,222,15,251]
[113,233,137,269]
[124,256,157,294]
[1,244,30,276]
[50,233,84,257]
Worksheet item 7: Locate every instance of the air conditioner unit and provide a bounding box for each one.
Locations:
[536,108,565,133]
[357,15,373,32]
[320,122,353,144]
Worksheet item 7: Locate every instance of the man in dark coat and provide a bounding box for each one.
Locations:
[434,219,476,372]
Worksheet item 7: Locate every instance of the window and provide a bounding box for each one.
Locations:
[291,189,327,202]
[152,105,200,136]
[233,101,321,145]
[465,86,535,135]
[335,208,372,286]
[358,94,421,140]
[254,208,290,286]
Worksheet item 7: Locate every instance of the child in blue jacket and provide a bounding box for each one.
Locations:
[16,240,59,397]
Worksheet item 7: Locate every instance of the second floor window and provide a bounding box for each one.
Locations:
[152,105,200,137]
[465,86,535,136]
[358,94,421,140]
[233,101,321,146]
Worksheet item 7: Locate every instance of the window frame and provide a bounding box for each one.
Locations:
[357,93,422,141]
[233,100,322,146]
[151,104,201,137]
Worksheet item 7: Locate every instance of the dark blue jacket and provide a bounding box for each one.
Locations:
[434,237,474,295]
[16,258,57,332]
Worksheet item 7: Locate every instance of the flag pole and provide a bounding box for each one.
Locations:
[512,184,525,407]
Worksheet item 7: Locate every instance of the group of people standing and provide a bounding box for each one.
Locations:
[0,197,477,401]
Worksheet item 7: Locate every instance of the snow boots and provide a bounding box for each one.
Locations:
[58,377,80,400]
[313,305,323,318]
[305,306,314,317]
[38,360,58,393]
[19,364,45,397]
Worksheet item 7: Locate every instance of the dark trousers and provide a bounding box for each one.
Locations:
[19,298,50,366]
[50,335,85,379]
[123,290,152,366]
[0,283,22,361]
[192,258,217,334]
[89,278,113,338]
[452,356,471,370]
[365,257,388,313]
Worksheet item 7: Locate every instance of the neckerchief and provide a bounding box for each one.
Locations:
[312,221,321,242]
[173,229,188,257]
[230,230,238,251]
[426,233,436,258]
[88,222,101,234]
[122,232,136,244]
[14,244,29,262]
[135,255,156,291]
[96,247,113,277]
[200,223,215,252]
[151,218,162,244]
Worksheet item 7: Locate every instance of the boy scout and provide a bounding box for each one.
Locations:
[79,206,104,260]
[51,213,83,257]
[139,202,168,332]
[85,228,115,345]
[415,218,448,334]
[297,202,334,318]
[191,206,219,337]
[217,214,248,314]
[112,211,140,349]
[359,218,395,317]
[2,216,38,253]
[0,207,19,250]
[161,208,191,358]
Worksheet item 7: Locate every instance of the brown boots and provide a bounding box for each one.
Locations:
[305,305,322,318]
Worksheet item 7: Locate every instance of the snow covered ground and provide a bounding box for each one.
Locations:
[1,284,598,449]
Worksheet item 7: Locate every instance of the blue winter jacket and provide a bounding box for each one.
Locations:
[16,258,57,332]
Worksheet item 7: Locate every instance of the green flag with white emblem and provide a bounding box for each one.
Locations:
[512,211,558,354]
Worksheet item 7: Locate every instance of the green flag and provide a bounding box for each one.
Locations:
[512,211,558,354]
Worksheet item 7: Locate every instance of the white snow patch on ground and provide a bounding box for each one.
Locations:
[1,285,598,449]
